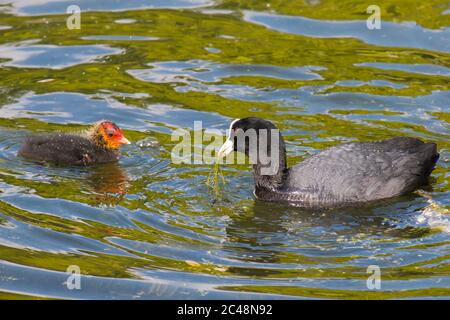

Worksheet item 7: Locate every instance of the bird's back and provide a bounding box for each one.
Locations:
[18,133,118,165]
[282,137,439,205]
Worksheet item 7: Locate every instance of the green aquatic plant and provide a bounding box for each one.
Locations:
[206,158,226,198]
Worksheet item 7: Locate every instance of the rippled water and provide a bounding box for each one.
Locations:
[0,0,449,299]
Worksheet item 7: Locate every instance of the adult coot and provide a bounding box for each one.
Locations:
[218,117,439,207]
[18,120,130,166]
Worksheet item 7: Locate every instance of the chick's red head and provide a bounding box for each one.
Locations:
[94,121,130,150]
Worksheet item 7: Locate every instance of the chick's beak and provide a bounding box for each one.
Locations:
[218,139,233,158]
[118,136,131,145]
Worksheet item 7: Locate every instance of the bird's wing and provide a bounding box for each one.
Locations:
[284,138,437,202]
[19,134,94,165]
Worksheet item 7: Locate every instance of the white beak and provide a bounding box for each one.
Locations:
[118,136,131,145]
[218,139,233,158]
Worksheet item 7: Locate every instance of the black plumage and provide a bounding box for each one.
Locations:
[19,133,120,165]
[220,117,439,207]
[18,121,129,166]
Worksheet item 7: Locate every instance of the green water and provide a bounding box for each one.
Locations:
[0,0,449,299]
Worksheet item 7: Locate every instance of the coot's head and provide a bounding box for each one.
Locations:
[218,117,279,158]
[92,120,130,150]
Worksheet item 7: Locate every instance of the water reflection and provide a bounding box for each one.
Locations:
[0,0,449,299]
[224,195,444,269]
[0,41,123,69]
[87,162,129,205]
[355,62,450,77]
[0,92,228,134]
[5,0,214,16]
[244,11,450,53]
[81,35,159,41]
[128,60,325,83]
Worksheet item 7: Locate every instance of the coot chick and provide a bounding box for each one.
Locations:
[18,120,130,166]
[218,117,439,207]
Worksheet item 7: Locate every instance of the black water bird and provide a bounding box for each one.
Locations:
[218,117,439,207]
[19,120,130,166]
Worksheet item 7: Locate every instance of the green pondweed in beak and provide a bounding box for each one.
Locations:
[206,147,228,198]
[206,159,226,197]
[206,120,239,197]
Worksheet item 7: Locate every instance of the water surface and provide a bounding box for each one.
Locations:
[0,0,449,299]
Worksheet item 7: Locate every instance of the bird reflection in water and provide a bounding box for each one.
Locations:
[86,162,129,205]
[222,194,434,278]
